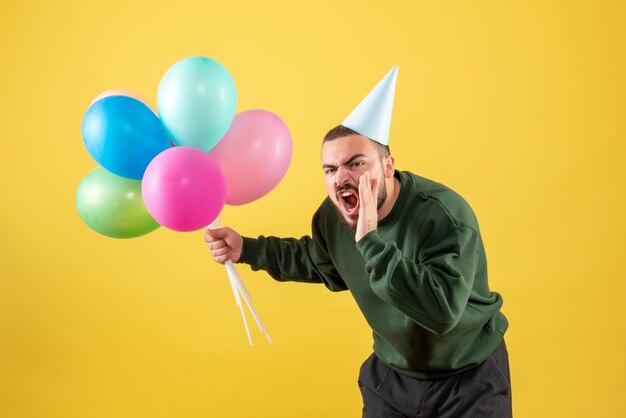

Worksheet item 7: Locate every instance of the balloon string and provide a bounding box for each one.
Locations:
[209,216,271,345]
[232,273,252,346]
[227,259,273,344]
[226,260,252,305]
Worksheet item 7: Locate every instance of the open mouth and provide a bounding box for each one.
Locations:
[337,189,359,217]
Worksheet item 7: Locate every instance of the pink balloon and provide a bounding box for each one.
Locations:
[209,109,292,205]
[90,88,157,114]
[142,147,226,232]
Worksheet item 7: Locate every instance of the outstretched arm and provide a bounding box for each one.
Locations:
[204,222,347,292]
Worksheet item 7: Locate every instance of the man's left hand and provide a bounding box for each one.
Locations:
[356,171,379,242]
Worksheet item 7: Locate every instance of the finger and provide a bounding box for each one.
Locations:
[358,181,365,207]
[358,173,367,193]
[210,246,230,258]
[204,231,220,243]
[359,173,372,202]
[206,227,227,239]
[208,240,226,251]
[214,254,230,264]
[360,172,370,187]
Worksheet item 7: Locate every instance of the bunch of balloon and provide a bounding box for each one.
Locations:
[77,56,236,239]
[77,89,171,239]
[77,56,292,345]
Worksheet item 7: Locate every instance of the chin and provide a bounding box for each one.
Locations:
[331,200,358,231]
[341,214,358,232]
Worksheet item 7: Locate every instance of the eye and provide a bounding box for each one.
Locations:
[350,161,364,168]
[324,168,337,175]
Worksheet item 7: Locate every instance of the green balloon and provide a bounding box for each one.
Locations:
[76,167,160,238]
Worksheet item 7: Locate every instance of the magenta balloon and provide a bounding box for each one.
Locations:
[142,147,226,232]
[209,109,292,205]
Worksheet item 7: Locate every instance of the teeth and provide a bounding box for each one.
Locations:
[341,192,351,197]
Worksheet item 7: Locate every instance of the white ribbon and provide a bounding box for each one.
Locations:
[210,217,272,346]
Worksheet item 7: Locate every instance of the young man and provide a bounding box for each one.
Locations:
[205,68,511,417]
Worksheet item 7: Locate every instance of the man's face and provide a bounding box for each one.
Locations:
[321,134,388,230]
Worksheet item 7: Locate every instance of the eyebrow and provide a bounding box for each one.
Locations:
[322,153,367,169]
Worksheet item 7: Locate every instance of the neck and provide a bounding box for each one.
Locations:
[377,176,401,221]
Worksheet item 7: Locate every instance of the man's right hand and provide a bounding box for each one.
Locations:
[203,227,244,264]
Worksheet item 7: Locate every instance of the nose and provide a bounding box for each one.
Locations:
[335,165,351,185]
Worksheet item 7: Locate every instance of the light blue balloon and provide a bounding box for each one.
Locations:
[82,96,171,179]
[157,56,238,152]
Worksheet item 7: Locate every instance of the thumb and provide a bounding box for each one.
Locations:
[206,227,228,239]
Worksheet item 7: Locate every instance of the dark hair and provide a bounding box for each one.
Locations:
[323,125,390,158]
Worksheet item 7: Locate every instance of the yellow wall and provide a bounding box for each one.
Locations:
[1,1,625,416]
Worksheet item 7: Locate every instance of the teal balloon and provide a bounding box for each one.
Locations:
[76,167,160,239]
[157,56,237,152]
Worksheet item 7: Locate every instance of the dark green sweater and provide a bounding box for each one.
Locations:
[239,170,508,379]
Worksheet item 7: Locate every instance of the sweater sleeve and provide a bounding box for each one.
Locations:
[236,217,348,292]
[355,226,479,335]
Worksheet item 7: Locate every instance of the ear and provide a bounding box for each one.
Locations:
[383,155,395,178]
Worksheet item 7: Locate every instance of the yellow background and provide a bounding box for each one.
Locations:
[1,1,625,417]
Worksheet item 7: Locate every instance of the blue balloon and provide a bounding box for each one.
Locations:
[157,56,237,152]
[82,96,171,179]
